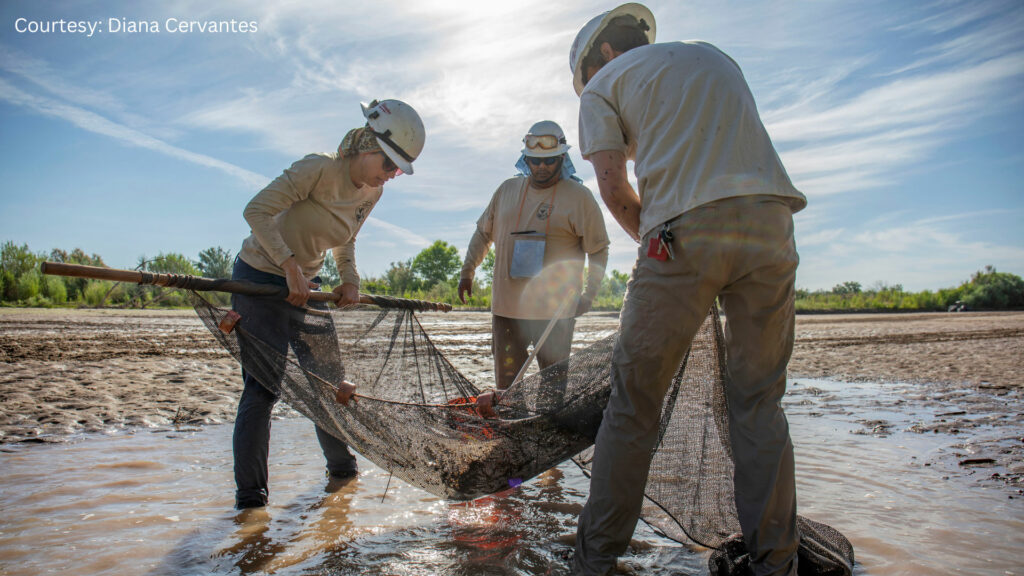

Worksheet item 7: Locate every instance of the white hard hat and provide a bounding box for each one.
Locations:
[569,3,656,96]
[360,99,426,175]
[521,120,570,158]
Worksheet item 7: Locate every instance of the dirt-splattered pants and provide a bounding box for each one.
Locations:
[574,195,800,576]
[492,315,575,391]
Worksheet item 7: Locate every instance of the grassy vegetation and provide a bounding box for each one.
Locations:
[3,239,1021,313]
[794,268,1023,312]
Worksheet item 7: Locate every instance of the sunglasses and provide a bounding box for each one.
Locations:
[381,153,398,173]
[524,134,565,151]
[526,156,561,166]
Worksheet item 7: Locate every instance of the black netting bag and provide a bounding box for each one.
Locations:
[191,292,853,574]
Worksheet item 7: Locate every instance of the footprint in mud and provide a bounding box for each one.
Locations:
[852,419,893,437]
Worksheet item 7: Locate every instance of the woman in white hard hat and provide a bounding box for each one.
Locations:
[230,99,425,509]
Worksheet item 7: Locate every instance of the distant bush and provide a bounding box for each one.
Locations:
[1,269,14,302]
[960,266,1024,310]
[795,267,1023,312]
[42,274,67,304]
[84,280,113,307]
[593,269,628,310]
[15,270,41,301]
[3,239,1022,313]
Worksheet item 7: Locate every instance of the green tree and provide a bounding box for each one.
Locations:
[411,240,460,288]
[594,269,629,309]
[360,276,389,295]
[41,274,67,304]
[130,253,198,307]
[15,269,41,302]
[145,252,198,275]
[320,252,341,287]
[48,247,104,267]
[832,281,862,295]
[384,259,418,295]
[960,266,1024,309]
[1,241,38,277]
[481,249,496,286]
[196,246,233,279]
[84,280,114,307]
[48,247,105,301]
[1,242,40,301]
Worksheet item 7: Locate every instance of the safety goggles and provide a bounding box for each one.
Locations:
[525,156,561,166]
[523,134,566,151]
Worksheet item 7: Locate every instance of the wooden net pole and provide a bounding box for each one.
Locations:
[40,261,452,312]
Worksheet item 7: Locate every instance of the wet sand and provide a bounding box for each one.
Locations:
[1,307,1023,575]
[2,306,1022,491]
[2,308,1020,444]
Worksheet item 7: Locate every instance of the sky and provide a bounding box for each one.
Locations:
[1,0,1021,292]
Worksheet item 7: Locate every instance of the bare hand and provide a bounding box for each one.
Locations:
[335,380,358,406]
[475,389,501,419]
[458,278,473,304]
[283,257,311,307]
[333,283,360,307]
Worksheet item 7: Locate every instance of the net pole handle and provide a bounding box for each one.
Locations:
[40,261,452,311]
[308,291,452,312]
[41,261,286,297]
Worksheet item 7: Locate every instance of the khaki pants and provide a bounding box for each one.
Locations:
[574,196,800,576]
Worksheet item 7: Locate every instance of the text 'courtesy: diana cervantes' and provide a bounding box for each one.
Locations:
[13,17,259,37]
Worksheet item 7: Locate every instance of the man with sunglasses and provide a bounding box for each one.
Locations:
[458,120,609,393]
[568,4,808,576]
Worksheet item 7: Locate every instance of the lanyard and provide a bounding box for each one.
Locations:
[513,179,559,235]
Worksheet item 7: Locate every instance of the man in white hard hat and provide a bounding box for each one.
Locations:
[232,98,425,509]
[568,4,807,575]
[458,120,609,395]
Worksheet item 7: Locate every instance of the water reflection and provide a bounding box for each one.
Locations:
[0,379,1022,575]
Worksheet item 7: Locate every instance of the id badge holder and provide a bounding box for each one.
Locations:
[510,232,546,278]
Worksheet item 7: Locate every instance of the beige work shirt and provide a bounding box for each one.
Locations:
[238,152,381,287]
[462,176,609,320]
[579,41,807,239]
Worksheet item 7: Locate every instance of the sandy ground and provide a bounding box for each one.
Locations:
[2,306,1022,489]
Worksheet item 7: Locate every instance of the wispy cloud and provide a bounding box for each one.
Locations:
[2,0,1021,289]
[797,212,1024,290]
[798,228,845,249]
[767,43,1023,197]
[890,0,1013,37]
[0,44,180,140]
[0,77,270,189]
[769,53,1024,144]
[0,46,123,113]
[780,125,943,195]
[364,216,431,249]
[176,0,587,192]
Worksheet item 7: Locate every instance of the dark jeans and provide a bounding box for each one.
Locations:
[231,258,357,508]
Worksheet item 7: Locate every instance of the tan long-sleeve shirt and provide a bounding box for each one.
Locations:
[462,175,609,319]
[238,152,381,287]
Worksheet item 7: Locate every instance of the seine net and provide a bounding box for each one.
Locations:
[191,292,854,574]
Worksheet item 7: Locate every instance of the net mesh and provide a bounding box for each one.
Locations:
[191,292,854,574]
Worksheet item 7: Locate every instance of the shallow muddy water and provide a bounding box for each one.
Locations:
[1,378,1021,576]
